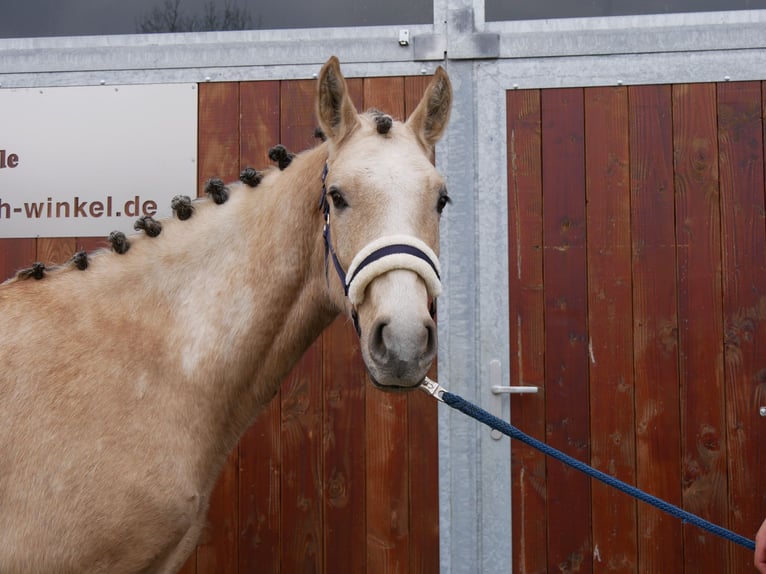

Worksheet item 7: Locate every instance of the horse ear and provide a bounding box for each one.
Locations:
[316,56,360,142]
[406,66,452,152]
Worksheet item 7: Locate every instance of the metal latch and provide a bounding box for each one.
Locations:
[489,359,538,440]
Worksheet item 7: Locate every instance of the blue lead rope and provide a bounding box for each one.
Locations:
[440,390,756,551]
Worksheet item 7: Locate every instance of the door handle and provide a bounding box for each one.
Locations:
[489,359,538,440]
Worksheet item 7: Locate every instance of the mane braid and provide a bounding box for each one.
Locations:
[204,177,229,204]
[374,113,393,135]
[268,145,295,170]
[109,231,130,254]
[134,215,163,237]
[71,250,89,270]
[239,167,264,187]
[171,195,194,220]
[16,262,46,280]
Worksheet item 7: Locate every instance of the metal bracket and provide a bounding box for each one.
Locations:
[419,376,446,402]
[489,359,538,440]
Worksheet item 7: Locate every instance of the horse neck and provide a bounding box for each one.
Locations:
[176,146,337,417]
[94,145,336,439]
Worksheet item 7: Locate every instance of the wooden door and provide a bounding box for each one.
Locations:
[0,75,439,573]
[507,82,766,573]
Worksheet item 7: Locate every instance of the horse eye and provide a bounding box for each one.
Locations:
[328,187,348,210]
[436,193,451,214]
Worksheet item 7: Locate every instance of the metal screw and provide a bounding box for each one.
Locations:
[760,406,766,417]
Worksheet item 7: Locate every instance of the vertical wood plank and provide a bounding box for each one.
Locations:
[280,344,324,572]
[717,80,766,573]
[193,81,241,574]
[403,74,439,574]
[322,77,367,574]
[672,83,728,573]
[541,87,592,573]
[238,80,281,574]
[76,236,108,254]
[279,78,324,574]
[363,76,410,574]
[0,238,36,280]
[506,88,548,574]
[197,82,241,194]
[322,318,367,574]
[36,237,77,267]
[584,86,637,573]
[629,84,683,572]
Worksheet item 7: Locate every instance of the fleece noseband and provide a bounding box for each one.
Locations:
[319,163,441,328]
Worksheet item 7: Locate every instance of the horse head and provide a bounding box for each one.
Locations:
[316,56,452,391]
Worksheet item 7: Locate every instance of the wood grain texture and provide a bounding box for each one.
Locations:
[238,80,282,574]
[0,238,36,281]
[541,87,592,573]
[629,84,683,573]
[322,317,367,574]
[672,83,728,573]
[280,344,324,573]
[36,237,77,267]
[506,88,548,574]
[717,80,766,572]
[584,85,637,573]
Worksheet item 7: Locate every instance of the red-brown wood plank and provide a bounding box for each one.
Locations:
[278,77,325,573]
[280,344,324,572]
[584,85,637,572]
[540,87,592,573]
[0,238,36,280]
[36,237,77,267]
[238,80,281,573]
[322,317,367,574]
[76,236,108,254]
[404,74,439,574]
[192,81,242,574]
[321,77,367,574]
[506,88,547,574]
[197,82,241,195]
[671,83,728,573]
[363,76,410,574]
[717,80,766,572]
[628,84,683,572]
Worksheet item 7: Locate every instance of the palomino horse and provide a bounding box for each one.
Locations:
[0,57,451,573]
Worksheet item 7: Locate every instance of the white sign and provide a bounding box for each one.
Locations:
[0,83,197,238]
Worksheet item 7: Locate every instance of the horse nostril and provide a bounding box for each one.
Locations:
[424,321,437,358]
[370,319,389,362]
